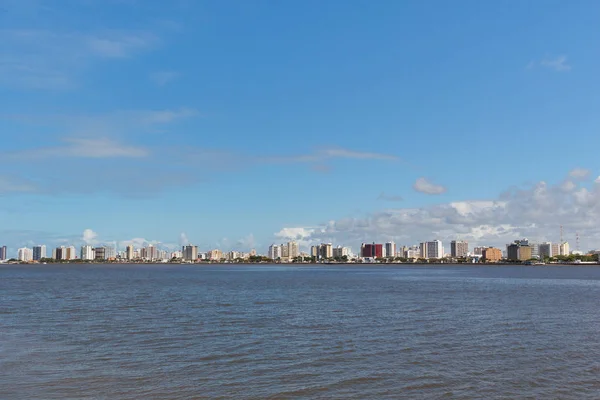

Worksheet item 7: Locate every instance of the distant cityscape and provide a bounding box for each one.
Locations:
[1,237,599,264]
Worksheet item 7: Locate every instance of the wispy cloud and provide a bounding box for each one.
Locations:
[540,55,571,72]
[569,168,590,179]
[0,175,38,194]
[149,71,180,86]
[377,192,404,202]
[0,28,160,89]
[264,147,398,164]
[413,177,447,195]
[11,137,150,159]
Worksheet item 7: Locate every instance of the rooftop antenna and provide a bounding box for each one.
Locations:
[560,225,564,244]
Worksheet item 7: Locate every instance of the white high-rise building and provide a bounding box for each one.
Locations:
[18,247,33,262]
[287,241,299,259]
[385,242,396,259]
[105,247,116,259]
[426,240,444,259]
[33,245,46,261]
[80,245,94,261]
[560,242,570,256]
[268,244,282,260]
[66,246,77,260]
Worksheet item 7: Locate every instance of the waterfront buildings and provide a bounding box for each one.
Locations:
[482,247,502,262]
[269,244,281,260]
[332,246,351,259]
[319,243,333,260]
[126,245,134,260]
[473,246,486,256]
[81,245,94,261]
[426,240,444,259]
[539,242,553,258]
[450,240,469,258]
[33,245,47,261]
[182,245,198,261]
[405,246,420,259]
[560,242,570,256]
[361,243,383,258]
[0,245,6,261]
[94,247,106,261]
[208,249,223,261]
[18,247,33,262]
[385,242,396,258]
[507,240,532,261]
[105,247,116,260]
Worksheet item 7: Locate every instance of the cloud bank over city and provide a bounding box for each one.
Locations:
[275,169,600,252]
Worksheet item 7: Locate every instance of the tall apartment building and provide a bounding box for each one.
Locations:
[182,245,198,261]
[319,243,333,259]
[33,245,47,261]
[310,245,319,258]
[332,246,351,259]
[450,240,468,258]
[361,243,383,258]
[207,249,223,261]
[126,245,134,260]
[385,242,396,258]
[507,240,531,261]
[80,245,94,260]
[0,245,6,260]
[539,242,553,258]
[552,243,561,257]
[287,241,299,259]
[18,247,33,262]
[54,246,66,261]
[560,242,570,256]
[268,244,281,260]
[105,247,116,260]
[66,246,77,260]
[426,240,444,259]
[482,247,502,262]
[419,242,428,258]
[94,247,106,261]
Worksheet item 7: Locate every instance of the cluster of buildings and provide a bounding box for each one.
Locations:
[0,235,588,264]
[3,244,258,263]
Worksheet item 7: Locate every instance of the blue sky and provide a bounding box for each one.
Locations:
[1,0,600,255]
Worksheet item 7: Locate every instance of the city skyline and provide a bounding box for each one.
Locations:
[1,2,600,253]
[2,235,583,263]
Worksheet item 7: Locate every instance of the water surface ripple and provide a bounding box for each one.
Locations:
[1,265,600,399]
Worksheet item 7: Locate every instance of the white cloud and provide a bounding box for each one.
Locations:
[263,147,398,165]
[236,234,256,250]
[0,28,159,89]
[595,176,600,184]
[540,55,571,72]
[413,177,447,195]
[179,232,189,246]
[275,172,600,252]
[13,137,148,159]
[82,229,98,245]
[569,168,590,179]
[378,192,404,202]
[0,176,38,193]
[560,180,576,192]
[149,71,180,86]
